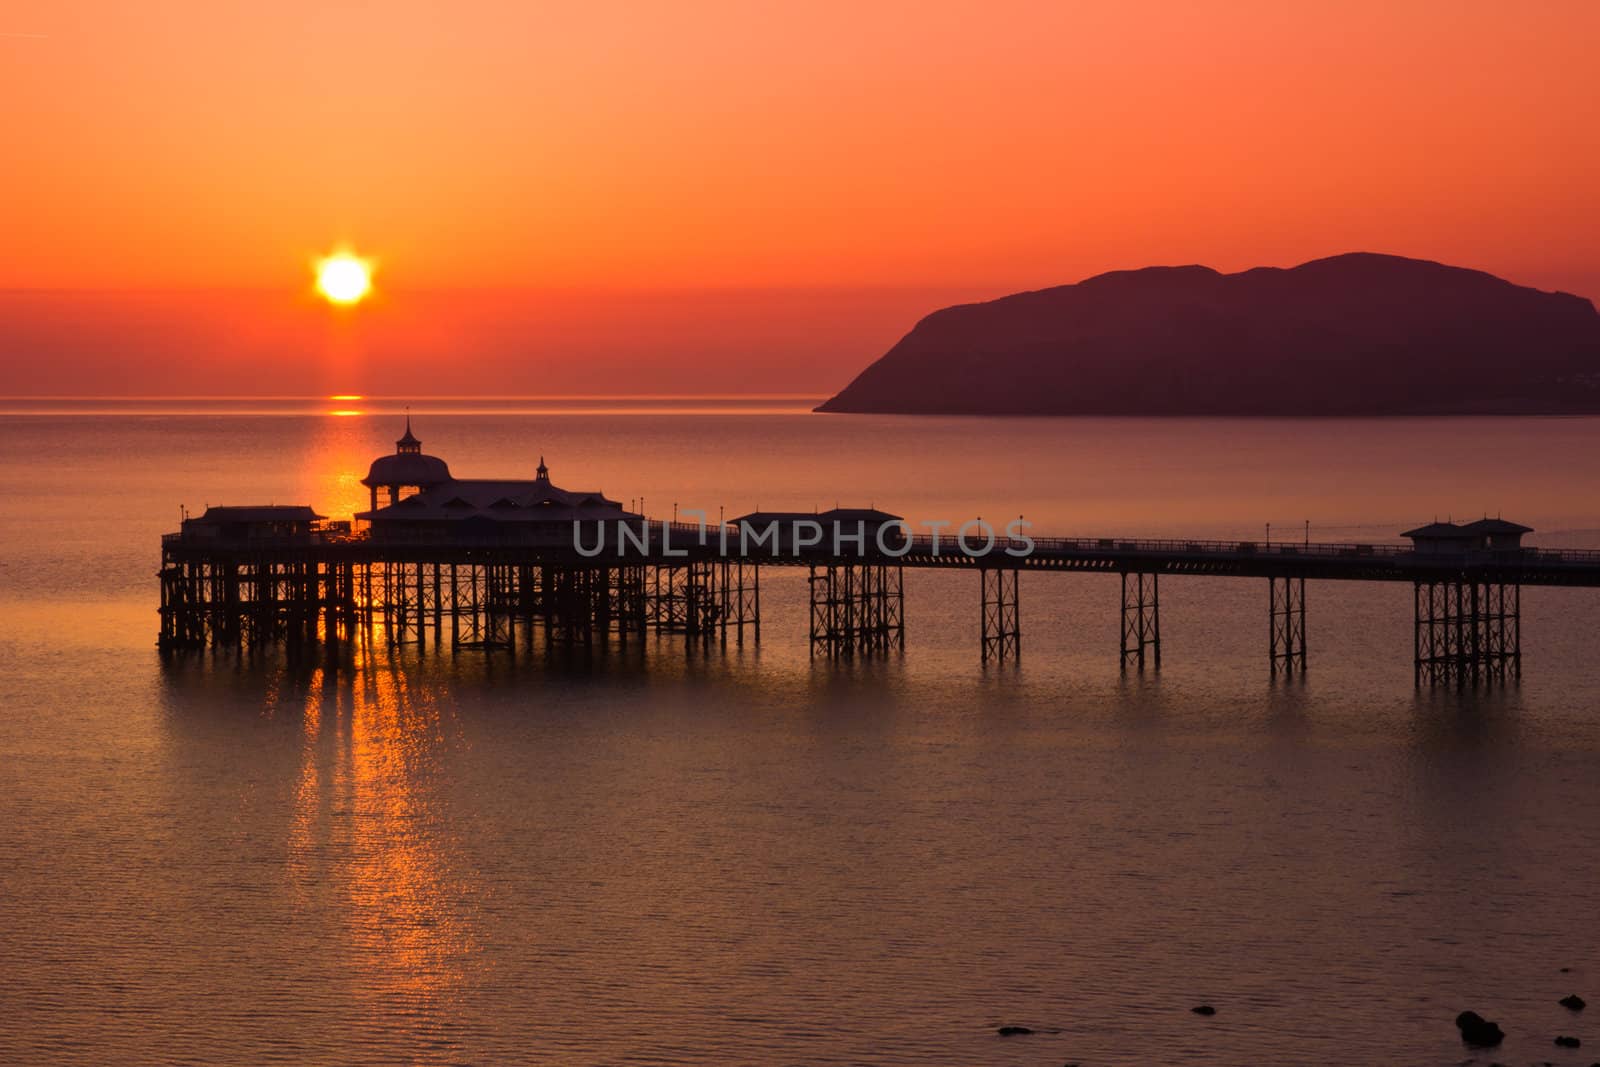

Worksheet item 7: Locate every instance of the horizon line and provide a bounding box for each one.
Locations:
[0,282,1015,296]
[0,392,828,401]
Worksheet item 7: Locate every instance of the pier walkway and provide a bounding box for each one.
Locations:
[159,517,1600,684]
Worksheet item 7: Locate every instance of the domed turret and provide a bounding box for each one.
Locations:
[361,416,453,509]
[396,416,423,454]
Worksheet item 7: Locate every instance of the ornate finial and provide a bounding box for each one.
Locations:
[536,455,549,481]
[396,411,421,453]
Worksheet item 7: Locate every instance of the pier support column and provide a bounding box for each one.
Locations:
[319,560,342,647]
[719,560,760,645]
[980,567,1020,663]
[379,561,403,646]
[360,563,374,640]
[608,566,648,642]
[1415,579,1520,685]
[548,566,611,646]
[287,559,319,648]
[397,561,430,649]
[158,560,205,651]
[1120,570,1161,670]
[245,557,274,647]
[431,563,443,645]
[808,563,903,657]
[450,561,514,650]
[686,560,718,638]
[648,561,723,640]
[486,560,516,648]
[1269,576,1307,674]
[219,561,241,647]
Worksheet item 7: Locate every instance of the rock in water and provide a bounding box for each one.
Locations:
[1554,1034,1581,1048]
[995,1026,1034,1037]
[1560,993,1587,1010]
[817,253,1600,416]
[1191,1005,1217,1016]
[1454,1010,1505,1047]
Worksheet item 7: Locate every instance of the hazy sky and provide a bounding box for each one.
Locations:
[2,1,1597,394]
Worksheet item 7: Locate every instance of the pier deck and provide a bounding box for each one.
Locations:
[158,520,1600,684]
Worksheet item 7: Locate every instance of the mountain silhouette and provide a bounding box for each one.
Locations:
[816,253,1600,414]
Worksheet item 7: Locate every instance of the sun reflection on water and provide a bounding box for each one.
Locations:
[303,415,374,522]
[281,654,475,1005]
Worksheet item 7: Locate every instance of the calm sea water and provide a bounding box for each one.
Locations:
[3,402,1600,1066]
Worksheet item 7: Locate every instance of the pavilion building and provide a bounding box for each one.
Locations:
[1401,518,1532,556]
[356,419,639,543]
[360,416,453,510]
[179,505,328,543]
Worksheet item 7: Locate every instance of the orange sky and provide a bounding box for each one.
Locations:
[2,1,1597,393]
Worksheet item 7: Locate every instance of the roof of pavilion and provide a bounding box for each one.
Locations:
[356,478,637,524]
[1401,518,1533,539]
[189,505,326,524]
[728,507,903,526]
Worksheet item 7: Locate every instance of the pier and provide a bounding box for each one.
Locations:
[158,422,1600,684]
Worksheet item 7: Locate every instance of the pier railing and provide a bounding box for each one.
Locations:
[160,522,1600,566]
[1022,536,1403,557]
[1015,537,1600,565]
[161,527,359,548]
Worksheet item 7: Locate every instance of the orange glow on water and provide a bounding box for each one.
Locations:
[303,414,375,521]
[281,658,472,1004]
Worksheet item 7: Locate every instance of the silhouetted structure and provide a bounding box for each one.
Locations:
[362,416,452,508]
[359,447,636,543]
[1403,518,1532,555]
[159,421,1600,684]
[180,506,327,543]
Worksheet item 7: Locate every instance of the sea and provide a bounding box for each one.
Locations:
[2,397,1599,1066]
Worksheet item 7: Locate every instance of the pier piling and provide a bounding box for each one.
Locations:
[980,567,1020,663]
[1120,570,1161,670]
[808,562,904,657]
[1269,576,1307,674]
[1414,579,1520,685]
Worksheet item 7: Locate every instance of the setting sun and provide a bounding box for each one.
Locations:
[315,252,372,305]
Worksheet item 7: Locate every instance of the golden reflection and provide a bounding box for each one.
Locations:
[284,655,473,1004]
[285,665,325,905]
[302,413,374,522]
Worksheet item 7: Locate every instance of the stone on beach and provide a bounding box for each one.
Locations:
[1454,1010,1505,1047]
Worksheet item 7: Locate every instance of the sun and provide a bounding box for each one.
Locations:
[315,252,372,305]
